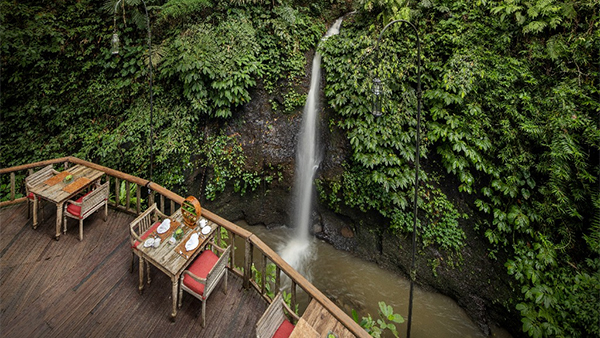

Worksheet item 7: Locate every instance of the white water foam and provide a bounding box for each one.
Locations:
[280,17,344,280]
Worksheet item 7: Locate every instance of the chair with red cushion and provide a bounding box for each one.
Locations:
[63,181,109,241]
[25,164,58,226]
[129,203,168,289]
[178,242,231,327]
[256,292,299,338]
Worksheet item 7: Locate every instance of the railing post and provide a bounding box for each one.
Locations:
[261,255,267,296]
[275,266,281,293]
[114,177,120,208]
[216,225,222,247]
[136,185,141,214]
[244,238,253,290]
[9,172,15,201]
[148,189,155,210]
[125,180,131,213]
[230,232,237,273]
[291,281,297,315]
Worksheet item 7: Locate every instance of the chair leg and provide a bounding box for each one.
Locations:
[79,218,84,241]
[104,203,108,221]
[201,299,206,328]
[146,260,151,285]
[224,270,228,294]
[131,252,136,273]
[178,281,183,309]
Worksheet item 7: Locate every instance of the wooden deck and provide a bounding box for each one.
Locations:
[0,203,267,338]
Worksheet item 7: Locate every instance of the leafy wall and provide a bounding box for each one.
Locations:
[319,1,599,337]
[1,0,598,337]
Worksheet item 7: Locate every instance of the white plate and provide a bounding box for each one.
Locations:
[201,226,211,235]
[185,233,199,251]
[144,238,155,248]
[157,219,170,234]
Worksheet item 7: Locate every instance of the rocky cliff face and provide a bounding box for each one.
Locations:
[187,66,520,337]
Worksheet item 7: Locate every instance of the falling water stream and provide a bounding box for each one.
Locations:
[279,17,344,278]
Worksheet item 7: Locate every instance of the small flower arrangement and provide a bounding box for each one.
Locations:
[174,228,184,241]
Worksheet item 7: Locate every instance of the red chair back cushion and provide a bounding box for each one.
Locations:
[65,192,92,218]
[273,319,295,338]
[182,250,219,298]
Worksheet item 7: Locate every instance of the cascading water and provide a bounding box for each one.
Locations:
[280,17,344,279]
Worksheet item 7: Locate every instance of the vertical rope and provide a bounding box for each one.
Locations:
[373,19,422,338]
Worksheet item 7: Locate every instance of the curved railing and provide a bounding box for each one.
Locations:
[0,156,369,338]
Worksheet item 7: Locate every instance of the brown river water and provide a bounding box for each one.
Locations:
[235,221,512,338]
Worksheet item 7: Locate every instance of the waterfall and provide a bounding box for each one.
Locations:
[280,17,344,279]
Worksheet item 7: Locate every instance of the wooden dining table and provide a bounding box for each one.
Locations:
[135,209,217,321]
[27,164,104,240]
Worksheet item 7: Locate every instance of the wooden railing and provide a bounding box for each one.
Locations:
[0,157,369,338]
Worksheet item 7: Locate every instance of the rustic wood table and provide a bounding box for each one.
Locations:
[290,298,355,338]
[136,209,217,321]
[28,164,104,240]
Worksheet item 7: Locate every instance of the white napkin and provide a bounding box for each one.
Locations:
[200,219,207,228]
[185,233,199,251]
[157,219,171,234]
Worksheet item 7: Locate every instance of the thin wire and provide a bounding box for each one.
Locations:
[113,0,154,194]
[373,19,422,338]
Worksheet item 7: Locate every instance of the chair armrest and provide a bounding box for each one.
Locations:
[182,270,207,285]
[282,297,300,322]
[130,227,144,244]
[65,199,83,206]
[205,240,226,254]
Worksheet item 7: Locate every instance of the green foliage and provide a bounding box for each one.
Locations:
[352,301,405,338]
[159,14,261,118]
[251,262,299,315]
[251,262,277,299]
[252,5,325,112]
[322,1,598,336]
[159,0,211,21]
[109,180,145,208]
[198,133,262,200]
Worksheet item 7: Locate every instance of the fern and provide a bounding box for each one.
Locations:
[584,192,600,254]
[159,0,210,20]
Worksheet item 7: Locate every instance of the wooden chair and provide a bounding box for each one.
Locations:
[256,292,299,338]
[63,181,109,241]
[178,242,231,327]
[129,203,168,285]
[25,164,58,225]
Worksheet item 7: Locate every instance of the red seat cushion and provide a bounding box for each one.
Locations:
[65,191,92,218]
[182,250,219,298]
[273,319,295,338]
[133,221,161,249]
[27,192,35,200]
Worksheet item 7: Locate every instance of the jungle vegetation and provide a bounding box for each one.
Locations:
[1,0,598,337]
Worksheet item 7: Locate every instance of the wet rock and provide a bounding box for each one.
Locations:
[312,223,323,234]
[340,226,354,238]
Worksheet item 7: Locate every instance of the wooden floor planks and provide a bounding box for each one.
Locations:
[0,203,266,338]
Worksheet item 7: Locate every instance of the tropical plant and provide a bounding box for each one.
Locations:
[352,301,405,338]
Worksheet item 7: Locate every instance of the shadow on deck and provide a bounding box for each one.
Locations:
[0,203,266,337]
